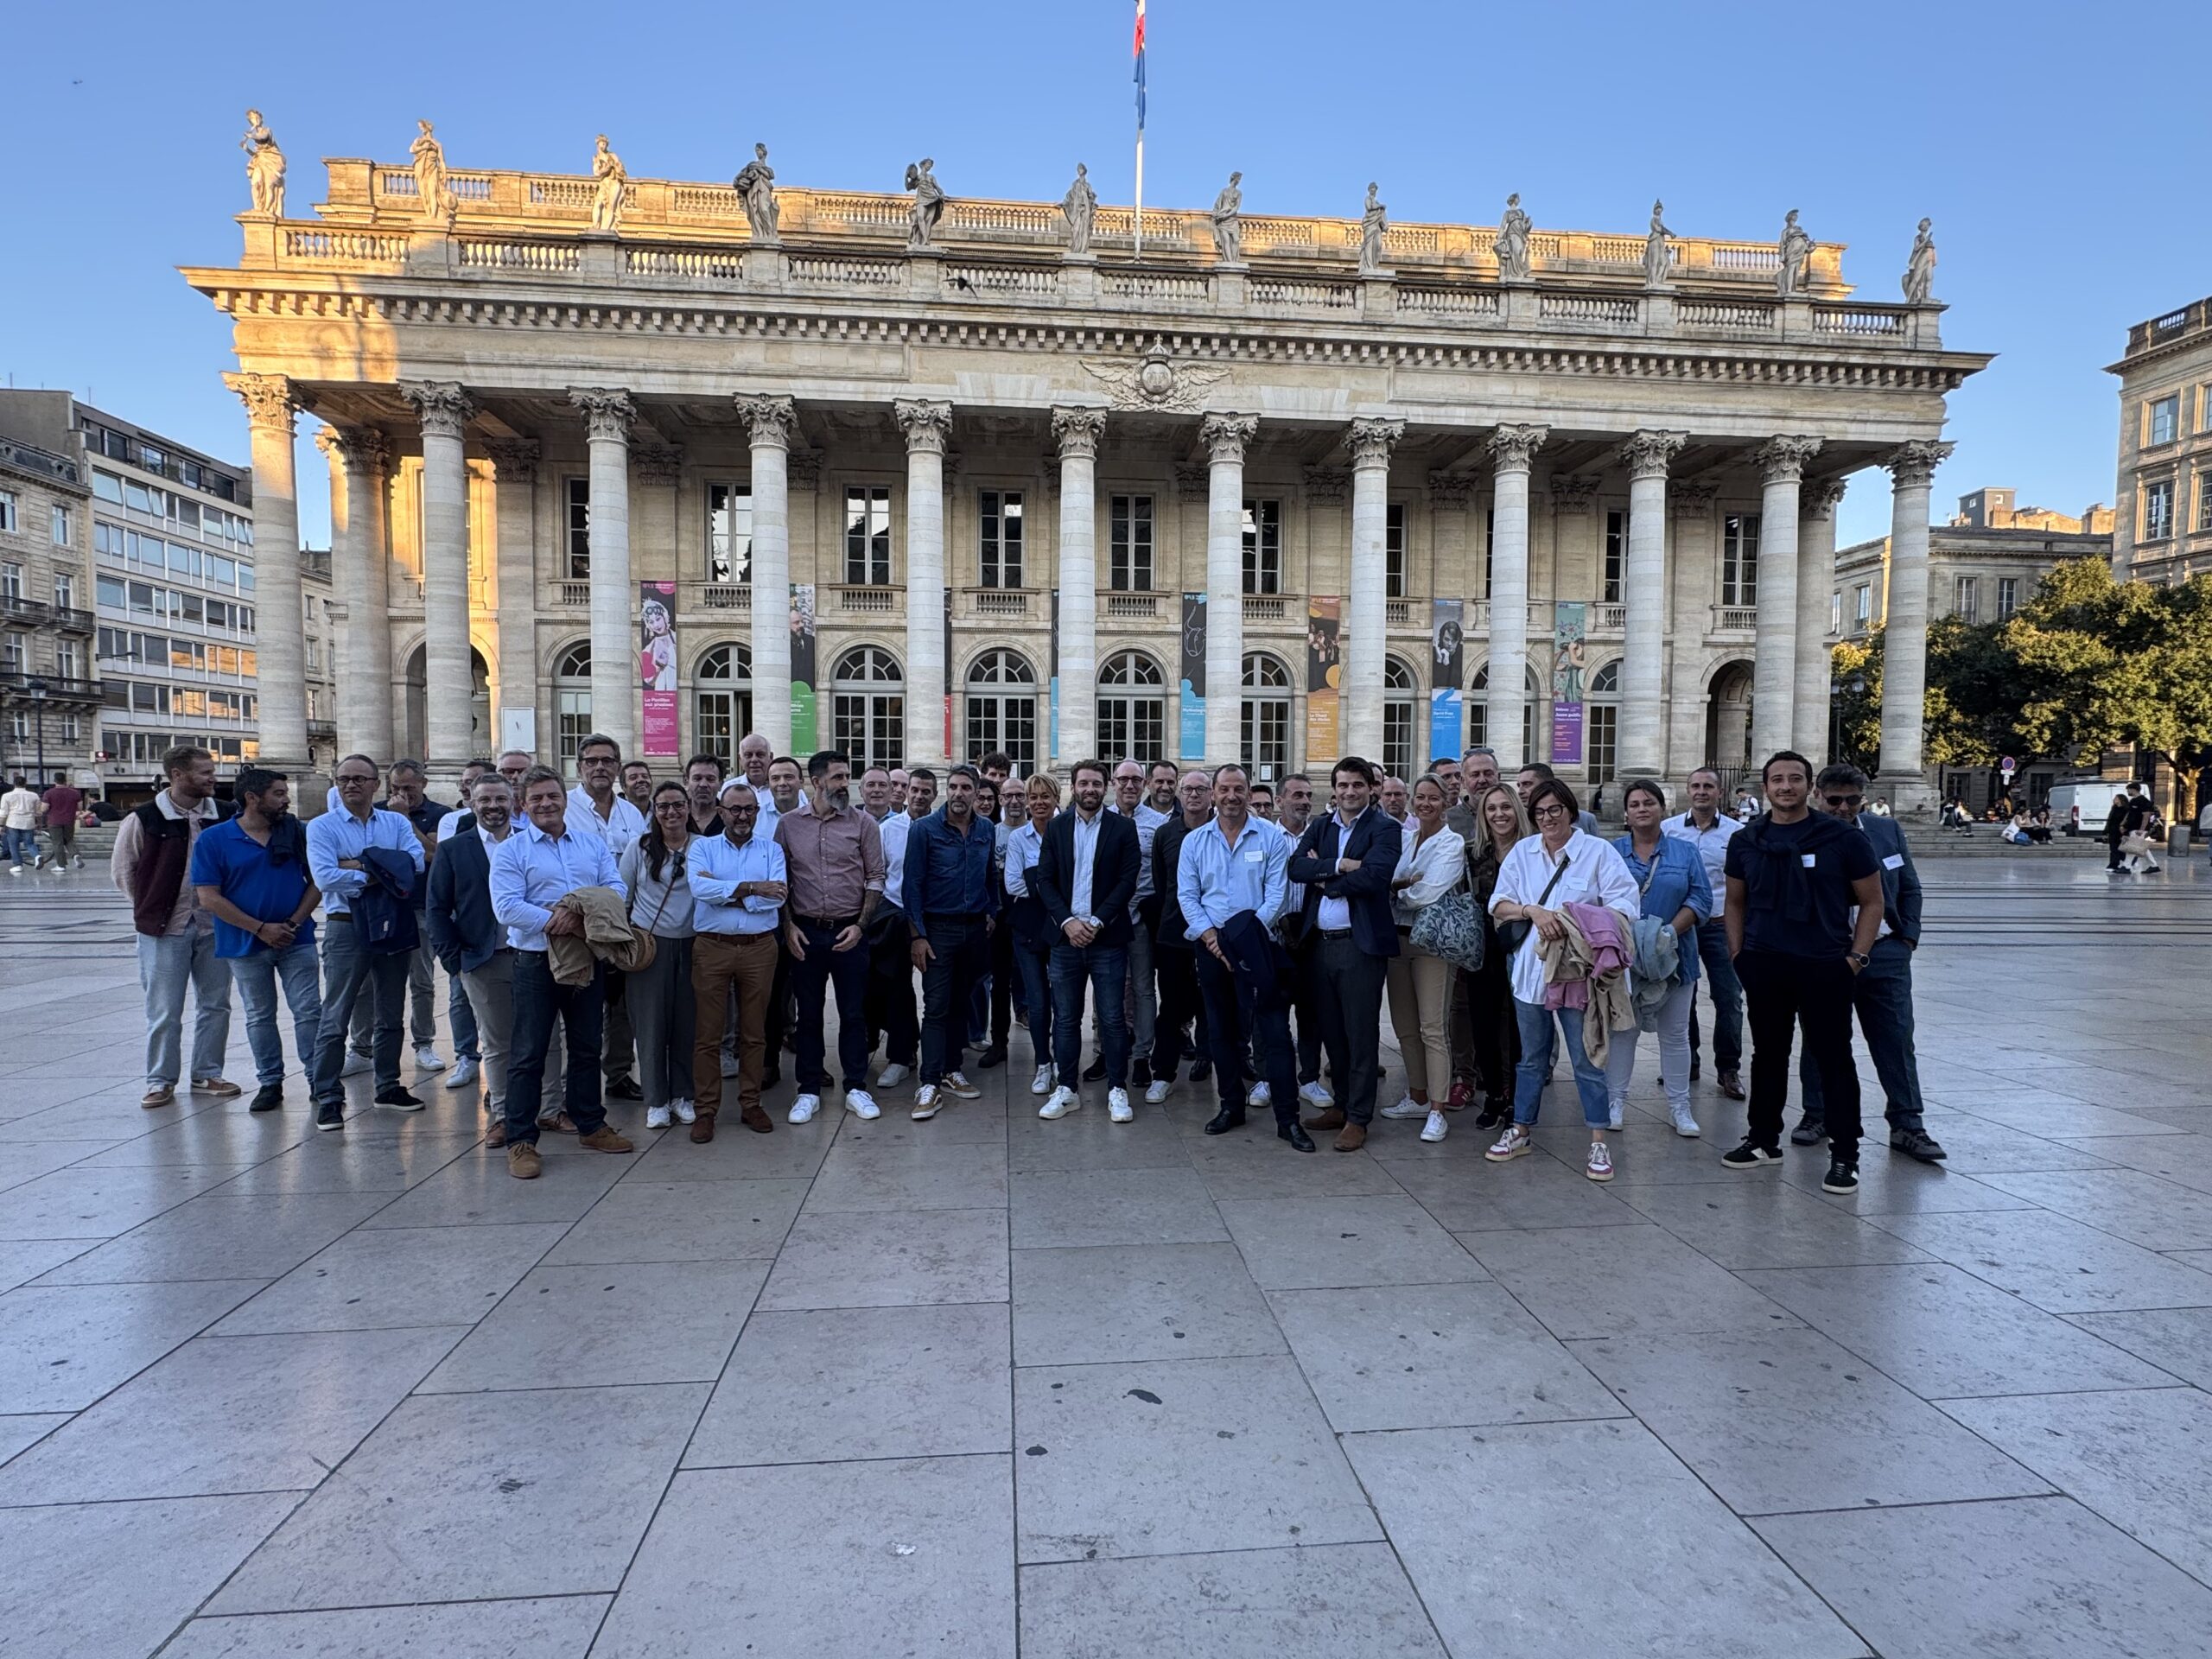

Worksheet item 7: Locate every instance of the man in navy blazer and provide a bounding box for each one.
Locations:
[425,775,529,1144]
[1287,756,1402,1150]
[1033,758,1142,1122]
[1795,763,1943,1164]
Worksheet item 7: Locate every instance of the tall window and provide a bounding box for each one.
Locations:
[708,483,753,582]
[0,563,20,601]
[1097,651,1166,763]
[2198,472,2212,533]
[977,490,1024,588]
[1242,499,1281,594]
[1586,660,1619,785]
[54,573,74,609]
[1602,510,1625,604]
[1854,583,1872,630]
[2143,478,2175,542]
[1996,577,2020,620]
[1720,513,1760,606]
[1829,591,1841,636]
[2147,394,2180,447]
[1382,657,1418,784]
[1467,663,1539,763]
[1955,576,1980,624]
[50,505,71,548]
[564,479,590,578]
[553,642,592,777]
[964,648,1037,770]
[1482,506,1495,598]
[1110,495,1154,591]
[1241,652,1293,780]
[832,646,904,768]
[694,643,753,768]
[1385,503,1408,599]
[0,491,16,532]
[844,486,892,584]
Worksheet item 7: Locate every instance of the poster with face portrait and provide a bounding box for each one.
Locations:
[1305,595,1342,764]
[638,581,677,756]
[1550,601,1586,766]
[1430,598,1465,767]
[790,582,818,753]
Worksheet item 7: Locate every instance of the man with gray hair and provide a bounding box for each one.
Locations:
[428,773,524,1141]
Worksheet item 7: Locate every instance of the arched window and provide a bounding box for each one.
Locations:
[1466,660,1541,767]
[1097,651,1166,766]
[964,648,1037,772]
[832,645,903,770]
[1587,659,1621,785]
[1242,652,1293,781]
[694,643,753,772]
[1382,657,1420,785]
[553,642,592,779]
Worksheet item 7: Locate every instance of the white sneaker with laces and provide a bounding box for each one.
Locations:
[788,1092,822,1125]
[1586,1140,1615,1181]
[1669,1103,1700,1137]
[877,1063,912,1088]
[340,1052,372,1078]
[911,1084,944,1121]
[1607,1101,1625,1131]
[1108,1087,1133,1123]
[414,1045,442,1072]
[444,1058,478,1090]
[846,1090,881,1120]
[1144,1077,1173,1106]
[1030,1063,1055,1096]
[1299,1080,1334,1109]
[1039,1085,1081,1120]
[645,1103,672,1130]
[1484,1125,1534,1162]
[1247,1081,1273,1109]
[672,1097,697,1125]
[1421,1109,1449,1143]
[1379,1094,1426,1120]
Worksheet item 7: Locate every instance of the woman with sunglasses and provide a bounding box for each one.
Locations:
[619,781,701,1130]
[1605,778,1712,1139]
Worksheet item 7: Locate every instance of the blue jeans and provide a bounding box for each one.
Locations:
[918,914,989,1084]
[229,939,323,1088]
[3,827,36,866]
[1051,939,1130,1088]
[1511,998,1610,1129]
[1799,935,1924,1130]
[506,950,607,1145]
[1014,940,1054,1073]
[312,916,412,1100]
[137,925,232,1089]
[1687,918,1744,1074]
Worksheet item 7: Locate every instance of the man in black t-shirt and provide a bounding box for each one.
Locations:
[1719,751,1885,1193]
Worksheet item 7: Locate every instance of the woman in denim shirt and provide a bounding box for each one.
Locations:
[1607,778,1713,1138]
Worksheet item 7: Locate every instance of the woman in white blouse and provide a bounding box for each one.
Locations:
[1381,775,1467,1144]
[1484,776,1641,1181]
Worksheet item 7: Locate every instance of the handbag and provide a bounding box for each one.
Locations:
[1496,852,1570,956]
[1411,885,1485,972]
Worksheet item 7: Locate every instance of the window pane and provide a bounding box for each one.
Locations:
[1602,511,1625,605]
[1242,499,1281,594]
[566,479,591,578]
[1385,503,1407,599]
[708,482,752,583]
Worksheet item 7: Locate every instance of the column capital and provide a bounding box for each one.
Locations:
[482,436,540,482]
[223,371,296,435]
[1051,406,1108,461]
[400,380,477,441]
[635,443,683,485]
[1802,475,1849,518]
[1618,429,1688,481]
[317,423,391,475]
[1883,439,1955,489]
[567,387,634,444]
[1301,466,1348,505]
[1755,435,1823,485]
[1486,423,1548,472]
[1349,416,1405,469]
[893,397,954,454]
[1427,472,1476,510]
[1200,412,1258,465]
[736,393,796,449]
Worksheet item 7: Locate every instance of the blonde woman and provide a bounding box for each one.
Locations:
[1381,776,1468,1142]
[1465,784,1529,1130]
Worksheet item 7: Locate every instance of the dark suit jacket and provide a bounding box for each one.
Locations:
[1855,811,1923,947]
[1287,806,1402,958]
[424,828,503,973]
[1033,808,1141,948]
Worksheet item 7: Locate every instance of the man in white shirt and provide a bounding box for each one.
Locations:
[1661,766,1746,1099]
[737,732,776,813]
[2,773,41,872]
[565,732,646,1103]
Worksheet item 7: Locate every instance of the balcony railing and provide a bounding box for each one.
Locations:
[1710,604,1759,635]
[826,584,899,616]
[957,588,1038,622]
[1100,591,1165,622]
[0,438,82,488]
[0,671,105,703]
[556,580,590,607]
[0,595,96,633]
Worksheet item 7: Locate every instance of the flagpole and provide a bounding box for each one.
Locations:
[1135,132,1144,261]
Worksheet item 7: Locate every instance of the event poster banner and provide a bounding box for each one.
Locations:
[1550,600,1586,766]
[1049,589,1061,762]
[1179,592,1207,760]
[1430,598,1465,767]
[1305,596,1342,764]
[638,581,678,757]
[789,583,818,753]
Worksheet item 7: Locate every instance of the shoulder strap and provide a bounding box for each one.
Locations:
[1535,852,1571,906]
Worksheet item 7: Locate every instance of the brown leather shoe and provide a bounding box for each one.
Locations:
[1304,1106,1347,1132]
[485,1118,507,1149]
[537,1111,579,1135]
[506,1141,543,1179]
[740,1104,774,1135]
[1334,1122,1368,1153]
[577,1127,634,1154]
[690,1114,715,1143]
[1718,1071,1746,1102]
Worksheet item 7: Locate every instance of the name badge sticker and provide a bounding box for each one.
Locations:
[1244,849,1266,863]
[1883,853,1904,870]
[1801,853,1817,868]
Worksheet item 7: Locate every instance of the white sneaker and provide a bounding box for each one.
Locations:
[1586,1140,1615,1182]
[1144,1077,1173,1106]
[912,1084,944,1122]
[877,1063,912,1089]
[672,1097,697,1125]
[444,1058,478,1090]
[645,1103,672,1130]
[846,1090,881,1120]
[1379,1094,1426,1120]
[1485,1125,1534,1162]
[414,1045,442,1072]
[1421,1109,1450,1143]
[1669,1103,1701,1138]
[788,1092,822,1125]
[340,1051,372,1078]
[1300,1080,1334,1109]
[1247,1081,1273,1109]
[1108,1087,1133,1123]
[1607,1101,1625,1131]
[1039,1085,1082,1120]
[1030,1064,1055,1096]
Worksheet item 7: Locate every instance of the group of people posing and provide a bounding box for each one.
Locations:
[117,733,1946,1193]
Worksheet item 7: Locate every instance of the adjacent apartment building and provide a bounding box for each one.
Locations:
[2108,295,2212,583]
[0,410,97,786]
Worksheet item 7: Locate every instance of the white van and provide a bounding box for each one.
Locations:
[2046,780,2126,836]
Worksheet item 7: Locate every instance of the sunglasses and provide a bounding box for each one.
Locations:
[1823,793,1864,808]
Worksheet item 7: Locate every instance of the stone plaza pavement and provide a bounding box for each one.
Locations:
[2,857,2210,1658]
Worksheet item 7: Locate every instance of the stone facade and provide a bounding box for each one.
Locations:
[183,141,1988,808]
[2107,296,2212,583]
[0,404,96,785]
[1833,488,2114,642]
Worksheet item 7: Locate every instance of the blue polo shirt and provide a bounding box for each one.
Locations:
[188,818,316,958]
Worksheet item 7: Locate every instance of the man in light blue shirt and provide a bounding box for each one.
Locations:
[306,753,427,1128]
[686,790,787,1137]
[487,766,632,1177]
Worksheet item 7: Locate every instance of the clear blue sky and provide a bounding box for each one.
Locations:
[6,0,2206,551]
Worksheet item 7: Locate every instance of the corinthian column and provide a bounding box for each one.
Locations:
[1878,440,1955,814]
[224,372,309,771]
[317,424,395,763]
[400,381,478,778]
[1793,476,1848,762]
[1484,423,1548,768]
[1344,416,1404,762]
[1200,414,1258,760]
[569,388,636,757]
[738,395,796,753]
[483,438,540,755]
[1750,435,1822,763]
[1617,429,1685,780]
[896,397,953,769]
[1052,408,1108,765]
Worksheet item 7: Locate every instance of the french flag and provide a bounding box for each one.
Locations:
[1133,0,1147,130]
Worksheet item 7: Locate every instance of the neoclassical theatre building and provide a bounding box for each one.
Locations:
[188,128,1986,804]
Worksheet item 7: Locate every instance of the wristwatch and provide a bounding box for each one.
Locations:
[1847,951,1871,970]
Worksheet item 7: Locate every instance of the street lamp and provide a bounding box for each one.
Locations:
[22,677,49,785]
[1828,673,1866,768]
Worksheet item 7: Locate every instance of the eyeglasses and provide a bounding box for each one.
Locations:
[726,802,758,817]
[1823,793,1864,809]
[654,799,689,813]
[1531,804,1570,822]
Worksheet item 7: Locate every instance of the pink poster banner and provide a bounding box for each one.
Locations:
[639,580,678,757]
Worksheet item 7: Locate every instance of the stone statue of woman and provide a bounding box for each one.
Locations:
[1903,217,1936,305]
[1211,170,1243,263]
[589,135,626,233]
[1358,182,1387,275]
[1776,208,1812,297]
[241,110,285,218]
[734,143,780,243]
[1062,162,1096,257]
[1643,200,1674,288]
[1495,193,1533,283]
[411,119,457,228]
[905,158,945,250]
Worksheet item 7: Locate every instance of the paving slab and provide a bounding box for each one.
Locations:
[1011,1241,1285,1365]
[160,1597,611,1659]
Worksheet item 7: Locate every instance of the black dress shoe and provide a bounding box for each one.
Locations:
[1279,1122,1316,1153]
[607,1077,644,1102]
[1190,1058,1212,1083]
[1789,1116,1827,1146]
[1891,1126,1948,1163]
[976,1045,1007,1070]
[1690,1058,1702,1081]
[249,1084,283,1113]
[1132,1057,1152,1088]
[1475,1096,1510,1130]
[373,1085,423,1109]
[1203,1107,1247,1135]
[1083,1054,1108,1082]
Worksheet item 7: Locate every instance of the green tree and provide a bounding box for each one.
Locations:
[1827,614,2037,776]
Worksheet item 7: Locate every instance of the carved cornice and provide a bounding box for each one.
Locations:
[1883,439,1955,490]
[786,451,823,490]
[1301,466,1348,505]
[735,393,795,450]
[1756,435,1824,485]
[894,397,953,454]
[568,387,635,444]
[1487,423,1548,472]
[1427,472,1476,509]
[1175,464,1211,504]
[1802,475,1849,518]
[1670,480,1719,515]
[318,424,392,475]
[1051,407,1108,461]
[634,443,684,485]
[1082,345,1228,413]
[1349,416,1405,470]
[482,436,540,482]
[402,380,476,440]
[1200,413,1258,465]
[223,371,296,434]
[1549,474,1601,512]
[1619,429,1688,481]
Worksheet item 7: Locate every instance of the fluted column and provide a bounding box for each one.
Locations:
[1201,414,1258,760]
[1618,429,1685,780]
[1878,441,1955,814]
[1344,417,1403,762]
[1793,476,1847,763]
[319,425,396,764]
[483,439,541,757]
[569,388,636,757]
[1052,408,1108,766]
[737,396,796,754]
[896,398,953,769]
[400,381,477,777]
[1485,424,1548,769]
[223,372,309,770]
[1750,435,1822,764]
